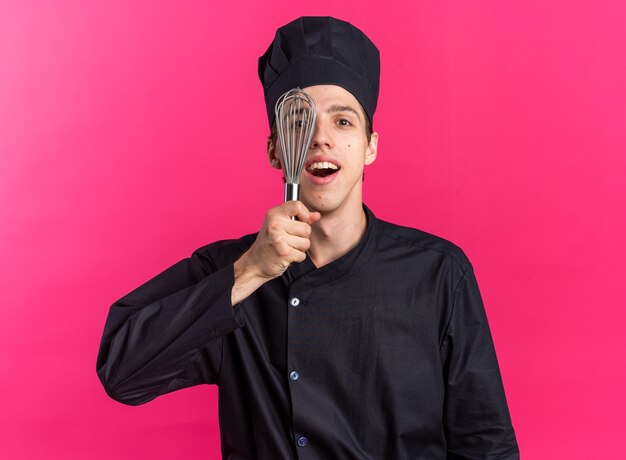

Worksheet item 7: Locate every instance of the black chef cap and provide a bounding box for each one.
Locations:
[258,16,380,129]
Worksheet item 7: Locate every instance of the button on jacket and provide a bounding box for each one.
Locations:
[97,205,519,459]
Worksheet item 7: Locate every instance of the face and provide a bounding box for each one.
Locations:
[268,85,378,215]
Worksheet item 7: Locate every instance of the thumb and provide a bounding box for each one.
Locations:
[307,212,321,224]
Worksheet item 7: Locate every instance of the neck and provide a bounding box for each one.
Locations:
[308,202,368,268]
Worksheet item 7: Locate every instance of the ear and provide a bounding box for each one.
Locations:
[267,139,282,169]
[364,131,378,166]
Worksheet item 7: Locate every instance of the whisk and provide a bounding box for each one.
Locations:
[274,88,317,202]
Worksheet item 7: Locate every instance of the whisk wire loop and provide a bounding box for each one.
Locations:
[274,88,317,202]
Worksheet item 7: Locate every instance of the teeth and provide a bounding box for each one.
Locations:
[307,162,339,171]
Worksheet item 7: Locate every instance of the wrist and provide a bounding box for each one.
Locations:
[234,251,259,281]
[232,251,267,305]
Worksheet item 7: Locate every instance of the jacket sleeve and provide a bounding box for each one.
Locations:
[96,248,246,406]
[440,267,519,459]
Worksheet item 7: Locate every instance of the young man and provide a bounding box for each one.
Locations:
[97,16,519,459]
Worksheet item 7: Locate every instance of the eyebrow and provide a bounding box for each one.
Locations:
[326,104,362,121]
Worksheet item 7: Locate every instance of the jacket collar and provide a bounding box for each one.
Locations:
[284,203,380,287]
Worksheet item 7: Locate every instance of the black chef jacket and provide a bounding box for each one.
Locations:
[97,204,519,459]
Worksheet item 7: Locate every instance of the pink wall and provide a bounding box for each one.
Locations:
[1,1,625,458]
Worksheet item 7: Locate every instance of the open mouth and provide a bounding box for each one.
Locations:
[306,161,341,178]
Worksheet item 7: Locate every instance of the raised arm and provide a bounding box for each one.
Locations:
[96,248,245,405]
[96,201,319,406]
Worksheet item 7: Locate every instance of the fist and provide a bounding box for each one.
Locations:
[241,201,321,280]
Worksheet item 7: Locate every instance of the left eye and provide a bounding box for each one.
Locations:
[290,119,307,130]
[337,119,351,126]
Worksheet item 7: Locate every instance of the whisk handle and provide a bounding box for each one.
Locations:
[284,183,300,221]
[284,183,300,202]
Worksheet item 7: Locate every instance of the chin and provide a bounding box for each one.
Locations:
[301,196,341,214]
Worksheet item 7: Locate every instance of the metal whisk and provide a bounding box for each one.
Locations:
[274,88,317,202]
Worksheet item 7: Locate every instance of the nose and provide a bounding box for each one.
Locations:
[309,115,332,150]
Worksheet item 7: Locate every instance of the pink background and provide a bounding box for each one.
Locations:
[1,1,625,458]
